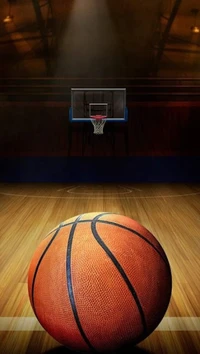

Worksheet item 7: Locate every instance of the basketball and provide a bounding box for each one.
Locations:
[28,212,172,352]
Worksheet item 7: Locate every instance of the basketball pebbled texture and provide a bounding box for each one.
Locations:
[28,212,172,352]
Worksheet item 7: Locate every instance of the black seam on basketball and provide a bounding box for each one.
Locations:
[31,225,62,317]
[46,215,169,268]
[66,215,97,352]
[96,220,169,268]
[91,213,148,337]
[58,213,116,231]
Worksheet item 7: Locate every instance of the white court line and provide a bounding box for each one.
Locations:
[123,185,143,192]
[0,317,199,331]
[66,185,133,194]
[59,185,140,194]
[0,191,200,199]
[131,188,143,192]
[57,185,76,192]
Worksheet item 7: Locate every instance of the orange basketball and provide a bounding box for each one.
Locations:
[28,212,172,352]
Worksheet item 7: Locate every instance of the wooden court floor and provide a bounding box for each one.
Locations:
[0,183,200,354]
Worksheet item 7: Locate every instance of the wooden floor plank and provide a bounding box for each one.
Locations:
[0,183,199,353]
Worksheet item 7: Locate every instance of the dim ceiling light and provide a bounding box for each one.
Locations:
[3,0,13,23]
[3,15,13,23]
[191,8,200,34]
[191,25,200,33]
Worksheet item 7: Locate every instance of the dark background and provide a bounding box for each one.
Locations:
[0,0,200,182]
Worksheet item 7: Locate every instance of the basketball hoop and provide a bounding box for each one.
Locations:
[90,115,107,135]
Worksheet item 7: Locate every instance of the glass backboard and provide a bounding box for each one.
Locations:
[69,88,127,122]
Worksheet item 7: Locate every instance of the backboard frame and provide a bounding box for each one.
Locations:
[70,88,128,122]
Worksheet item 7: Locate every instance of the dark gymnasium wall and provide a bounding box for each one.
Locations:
[0,78,200,183]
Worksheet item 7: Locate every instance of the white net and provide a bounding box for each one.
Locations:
[90,116,107,134]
